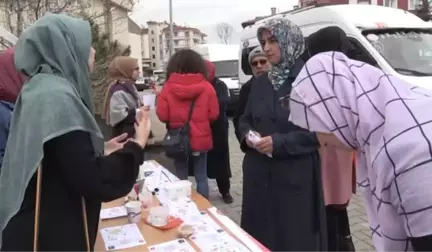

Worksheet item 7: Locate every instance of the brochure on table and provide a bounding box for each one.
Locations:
[100,160,266,252]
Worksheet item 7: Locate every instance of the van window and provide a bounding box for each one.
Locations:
[241,46,259,76]
[347,37,378,67]
[363,29,432,76]
[213,60,239,78]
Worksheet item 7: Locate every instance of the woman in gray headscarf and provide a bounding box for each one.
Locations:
[238,18,326,251]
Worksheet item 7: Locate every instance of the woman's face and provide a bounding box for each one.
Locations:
[260,29,281,65]
[88,47,96,73]
[131,67,140,81]
[316,132,353,151]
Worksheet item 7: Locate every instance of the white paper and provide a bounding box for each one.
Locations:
[246,131,272,158]
[208,207,264,252]
[141,93,156,109]
[182,211,222,237]
[100,206,128,220]
[168,198,201,219]
[147,239,195,252]
[190,230,251,252]
[99,224,146,251]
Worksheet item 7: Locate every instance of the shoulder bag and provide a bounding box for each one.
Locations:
[163,100,196,159]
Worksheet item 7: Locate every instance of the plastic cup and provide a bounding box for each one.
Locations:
[148,205,169,227]
[125,201,142,224]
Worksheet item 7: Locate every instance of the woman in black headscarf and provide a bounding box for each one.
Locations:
[307,26,356,252]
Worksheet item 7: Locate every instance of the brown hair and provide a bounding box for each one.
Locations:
[165,49,207,79]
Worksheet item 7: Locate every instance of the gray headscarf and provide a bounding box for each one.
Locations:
[0,13,103,246]
[257,18,305,90]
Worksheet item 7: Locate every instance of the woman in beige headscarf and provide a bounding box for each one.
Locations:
[103,56,144,138]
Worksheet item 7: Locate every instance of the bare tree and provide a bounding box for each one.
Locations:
[216,22,234,44]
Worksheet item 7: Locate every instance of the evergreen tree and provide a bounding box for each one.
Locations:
[82,14,131,115]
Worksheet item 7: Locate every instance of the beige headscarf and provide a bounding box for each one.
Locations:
[103,56,141,123]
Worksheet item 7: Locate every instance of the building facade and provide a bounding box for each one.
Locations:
[160,25,207,65]
[299,0,423,10]
[142,21,206,72]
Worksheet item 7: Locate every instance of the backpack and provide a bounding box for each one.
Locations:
[163,100,196,159]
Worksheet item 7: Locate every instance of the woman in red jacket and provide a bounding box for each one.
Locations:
[156,49,219,199]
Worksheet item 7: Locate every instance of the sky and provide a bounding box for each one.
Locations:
[130,0,298,43]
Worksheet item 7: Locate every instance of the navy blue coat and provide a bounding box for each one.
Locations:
[238,59,327,251]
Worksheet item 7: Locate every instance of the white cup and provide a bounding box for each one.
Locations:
[125,201,142,224]
[148,205,169,227]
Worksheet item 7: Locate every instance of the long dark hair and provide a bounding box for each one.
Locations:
[165,49,208,79]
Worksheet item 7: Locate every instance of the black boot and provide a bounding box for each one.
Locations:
[338,235,356,251]
[222,193,233,204]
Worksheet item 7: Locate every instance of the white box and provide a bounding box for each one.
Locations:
[163,180,192,201]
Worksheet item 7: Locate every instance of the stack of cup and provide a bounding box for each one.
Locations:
[125,201,142,224]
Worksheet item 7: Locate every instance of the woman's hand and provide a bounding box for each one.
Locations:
[132,107,151,148]
[255,136,273,154]
[245,130,261,148]
[104,133,128,155]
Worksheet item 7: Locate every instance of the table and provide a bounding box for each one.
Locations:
[94,161,269,252]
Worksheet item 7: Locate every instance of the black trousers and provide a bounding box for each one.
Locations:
[326,206,351,251]
[216,176,230,195]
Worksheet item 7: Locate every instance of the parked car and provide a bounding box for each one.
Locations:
[135,78,150,91]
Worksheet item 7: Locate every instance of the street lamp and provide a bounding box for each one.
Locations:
[168,0,175,57]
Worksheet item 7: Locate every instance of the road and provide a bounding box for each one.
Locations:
[148,110,375,251]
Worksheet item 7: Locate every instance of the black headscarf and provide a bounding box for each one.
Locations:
[307,26,356,58]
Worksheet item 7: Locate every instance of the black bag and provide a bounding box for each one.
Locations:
[163,100,196,158]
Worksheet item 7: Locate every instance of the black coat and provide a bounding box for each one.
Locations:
[1,131,143,251]
[238,59,327,251]
[207,78,231,179]
[188,78,231,179]
[233,76,254,146]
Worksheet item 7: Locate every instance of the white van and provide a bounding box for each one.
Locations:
[239,4,432,89]
[192,44,240,111]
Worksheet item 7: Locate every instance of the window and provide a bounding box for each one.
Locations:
[151,30,155,35]
[347,37,378,67]
[152,46,155,51]
[384,0,397,8]
[174,32,178,37]
[362,30,432,76]
[152,38,155,42]
[240,45,259,76]
[409,0,422,9]
[152,54,156,59]
[213,60,239,78]
[358,0,371,4]
[152,63,156,67]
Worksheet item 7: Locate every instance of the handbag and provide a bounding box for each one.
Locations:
[33,166,90,252]
[163,100,196,159]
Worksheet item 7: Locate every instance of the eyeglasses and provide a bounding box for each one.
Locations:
[251,59,268,67]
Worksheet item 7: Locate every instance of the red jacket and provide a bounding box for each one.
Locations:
[156,73,219,152]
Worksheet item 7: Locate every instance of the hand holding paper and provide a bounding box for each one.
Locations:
[141,93,156,109]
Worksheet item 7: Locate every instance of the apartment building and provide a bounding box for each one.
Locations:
[160,25,207,65]
[142,21,168,72]
[141,21,206,72]
[0,0,138,51]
